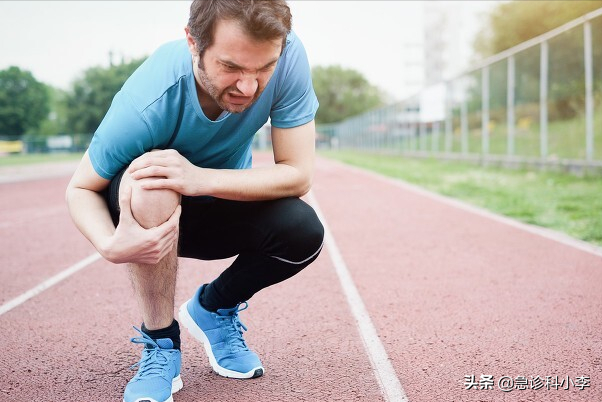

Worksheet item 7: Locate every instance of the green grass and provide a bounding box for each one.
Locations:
[0,152,83,167]
[320,150,602,247]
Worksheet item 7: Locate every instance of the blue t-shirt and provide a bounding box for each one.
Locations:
[88,31,318,180]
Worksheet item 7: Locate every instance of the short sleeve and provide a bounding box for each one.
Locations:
[88,91,155,180]
[270,33,319,128]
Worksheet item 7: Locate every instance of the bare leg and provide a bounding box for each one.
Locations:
[121,172,181,330]
[128,247,179,330]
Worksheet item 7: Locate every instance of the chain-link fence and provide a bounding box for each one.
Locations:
[319,8,602,174]
[0,134,93,155]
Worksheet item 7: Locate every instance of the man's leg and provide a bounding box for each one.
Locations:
[121,172,181,331]
[178,196,324,379]
[107,170,183,402]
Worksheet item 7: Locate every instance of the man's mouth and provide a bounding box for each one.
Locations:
[226,93,253,106]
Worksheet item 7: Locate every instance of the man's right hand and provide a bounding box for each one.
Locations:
[100,186,181,265]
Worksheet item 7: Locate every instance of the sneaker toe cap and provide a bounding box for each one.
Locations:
[124,378,172,402]
[217,350,262,373]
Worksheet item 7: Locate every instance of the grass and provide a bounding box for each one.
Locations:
[319,149,602,247]
[0,152,83,167]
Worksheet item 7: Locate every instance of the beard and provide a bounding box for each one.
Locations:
[196,59,264,114]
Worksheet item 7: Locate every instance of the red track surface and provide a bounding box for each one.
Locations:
[1,155,600,402]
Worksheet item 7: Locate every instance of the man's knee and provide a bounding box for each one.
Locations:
[297,207,324,253]
[121,172,180,229]
[275,198,324,260]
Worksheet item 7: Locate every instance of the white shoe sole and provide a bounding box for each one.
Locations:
[124,375,183,402]
[178,300,264,379]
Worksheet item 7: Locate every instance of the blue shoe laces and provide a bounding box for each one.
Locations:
[129,327,175,379]
[216,302,250,352]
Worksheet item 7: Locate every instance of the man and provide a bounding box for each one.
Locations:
[65,1,324,401]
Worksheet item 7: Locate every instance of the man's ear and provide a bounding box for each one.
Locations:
[185,26,198,56]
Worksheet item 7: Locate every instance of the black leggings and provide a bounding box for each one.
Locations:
[104,171,325,308]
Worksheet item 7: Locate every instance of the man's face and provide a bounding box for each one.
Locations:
[189,19,282,114]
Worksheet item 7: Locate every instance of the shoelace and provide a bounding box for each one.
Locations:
[129,327,174,379]
[216,302,250,352]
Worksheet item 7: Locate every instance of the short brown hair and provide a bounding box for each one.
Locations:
[188,0,292,58]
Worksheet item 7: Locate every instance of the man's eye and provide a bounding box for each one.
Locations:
[223,65,238,72]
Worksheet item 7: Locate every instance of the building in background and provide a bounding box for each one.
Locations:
[400,34,424,100]
[399,1,499,121]
[424,2,475,86]
[399,1,498,100]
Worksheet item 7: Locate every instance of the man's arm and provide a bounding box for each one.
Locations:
[66,152,180,264]
[127,120,317,201]
[66,152,119,253]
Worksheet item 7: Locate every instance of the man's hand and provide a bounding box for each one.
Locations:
[101,186,181,265]
[127,149,204,196]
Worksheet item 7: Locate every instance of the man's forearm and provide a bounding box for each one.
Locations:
[201,162,312,201]
[65,186,116,256]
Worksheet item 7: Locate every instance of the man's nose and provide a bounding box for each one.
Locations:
[236,74,258,97]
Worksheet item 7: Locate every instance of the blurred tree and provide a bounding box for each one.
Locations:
[475,0,602,57]
[64,57,146,134]
[34,86,69,136]
[312,65,386,124]
[0,66,50,137]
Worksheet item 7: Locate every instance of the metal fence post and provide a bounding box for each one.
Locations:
[433,121,440,153]
[461,97,468,155]
[540,41,549,159]
[584,20,594,162]
[420,122,427,152]
[445,81,453,153]
[507,56,516,157]
[482,66,490,156]
[401,122,407,153]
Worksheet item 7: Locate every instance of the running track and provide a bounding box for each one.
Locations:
[1,154,601,402]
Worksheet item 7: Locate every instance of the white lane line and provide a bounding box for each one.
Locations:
[0,253,101,317]
[308,191,409,402]
[331,160,602,258]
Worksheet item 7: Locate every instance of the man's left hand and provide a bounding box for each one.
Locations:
[127,149,205,196]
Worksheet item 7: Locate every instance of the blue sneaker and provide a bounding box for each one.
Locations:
[178,284,264,379]
[123,327,183,402]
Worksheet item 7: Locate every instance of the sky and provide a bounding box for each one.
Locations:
[0,1,498,101]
